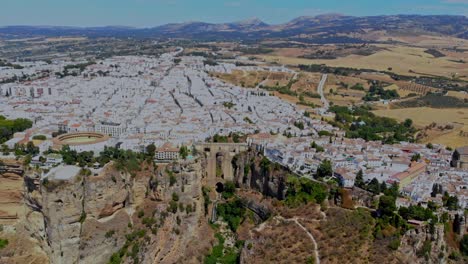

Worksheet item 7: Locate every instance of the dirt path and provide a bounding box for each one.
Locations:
[293,218,320,264]
[277,216,321,264]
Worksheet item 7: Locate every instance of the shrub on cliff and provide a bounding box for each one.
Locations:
[285,176,328,207]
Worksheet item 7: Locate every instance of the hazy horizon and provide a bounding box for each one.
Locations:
[1,13,467,29]
[0,0,467,27]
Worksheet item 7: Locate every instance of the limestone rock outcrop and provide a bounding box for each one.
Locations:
[232,151,287,200]
[22,163,146,264]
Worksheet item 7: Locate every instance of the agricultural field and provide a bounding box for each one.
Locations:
[446,91,467,100]
[372,107,468,148]
[263,72,295,87]
[395,93,467,108]
[383,84,414,98]
[380,34,468,49]
[210,70,270,88]
[211,70,323,105]
[324,75,369,106]
[290,72,321,93]
[257,44,468,80]
[326,88,366,107]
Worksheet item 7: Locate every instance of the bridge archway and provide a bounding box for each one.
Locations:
[195,143,249,184]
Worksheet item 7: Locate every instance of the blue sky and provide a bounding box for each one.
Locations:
[0,0,466,27]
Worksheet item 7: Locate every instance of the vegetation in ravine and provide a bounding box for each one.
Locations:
[204,233,243,264]
[285,176,328,208]
[217,198,246,232]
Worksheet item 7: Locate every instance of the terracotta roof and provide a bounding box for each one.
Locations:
[250,133,272,140]
[157,143,179,152]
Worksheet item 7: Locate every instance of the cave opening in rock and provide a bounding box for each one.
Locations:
[215,182,224,193]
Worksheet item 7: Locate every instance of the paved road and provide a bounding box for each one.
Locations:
[317,74,329,112]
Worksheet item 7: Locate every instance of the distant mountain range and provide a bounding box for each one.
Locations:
[0,14,467,42]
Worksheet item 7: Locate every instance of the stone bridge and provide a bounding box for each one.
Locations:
[195,143,248,185]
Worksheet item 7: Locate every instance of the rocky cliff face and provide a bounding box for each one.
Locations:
[6,150,461,264]
[19,159,214,264]
[22,163,149,264]
[399,223,448,264]
[232,151,287,200]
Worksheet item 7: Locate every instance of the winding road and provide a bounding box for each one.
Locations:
[317,74,329,112]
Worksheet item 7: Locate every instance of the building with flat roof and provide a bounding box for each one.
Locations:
[451,146,468,169]
[155,142,179,161]
[95,121,126,138]
[42,165,81,180]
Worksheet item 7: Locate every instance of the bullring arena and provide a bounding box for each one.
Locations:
[52,132,112,153]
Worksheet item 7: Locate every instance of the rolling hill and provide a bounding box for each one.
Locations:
[0,14,466,42]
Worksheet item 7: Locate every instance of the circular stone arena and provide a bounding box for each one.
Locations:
[53,132,111,153]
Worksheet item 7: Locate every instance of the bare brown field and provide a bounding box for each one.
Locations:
[373,107,468,148]
[263,72,294,87]
[210,70,270,88]
[328,92,365,106]
[359,72,395,82]
[274,92,323,111]
[334,75,371,89]
[324,75,367,106]
[0,172,25,225]
[258,44,468,80]
[273,47,310,57]
[291,72,321,93]
[211,70,296,88]
[45,37,88,42]
[382,35,468,49]
[446,91,467,100]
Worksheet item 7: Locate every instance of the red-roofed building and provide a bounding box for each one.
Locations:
[391,162,427,188]
[156,143,179,161]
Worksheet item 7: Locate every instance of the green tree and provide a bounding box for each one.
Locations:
[260,157,271,174]
[316,160,332,178]
[179,146,189,159]
[403,119,413,128]
[169,174,177,187]
[0,239,8,249]
[379,195,396,217]
[172,192,179,202]
[367,178,381,194]
[1,144,9,155]
[384,182,400,198]
[217,198,246,231]
[443,193,459,210]
[355,169,364,188]
[146,144,156,157]
[222,181,236,199]
[461,234,468,256]
[411,153,421,162]
[26,141,39,155]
